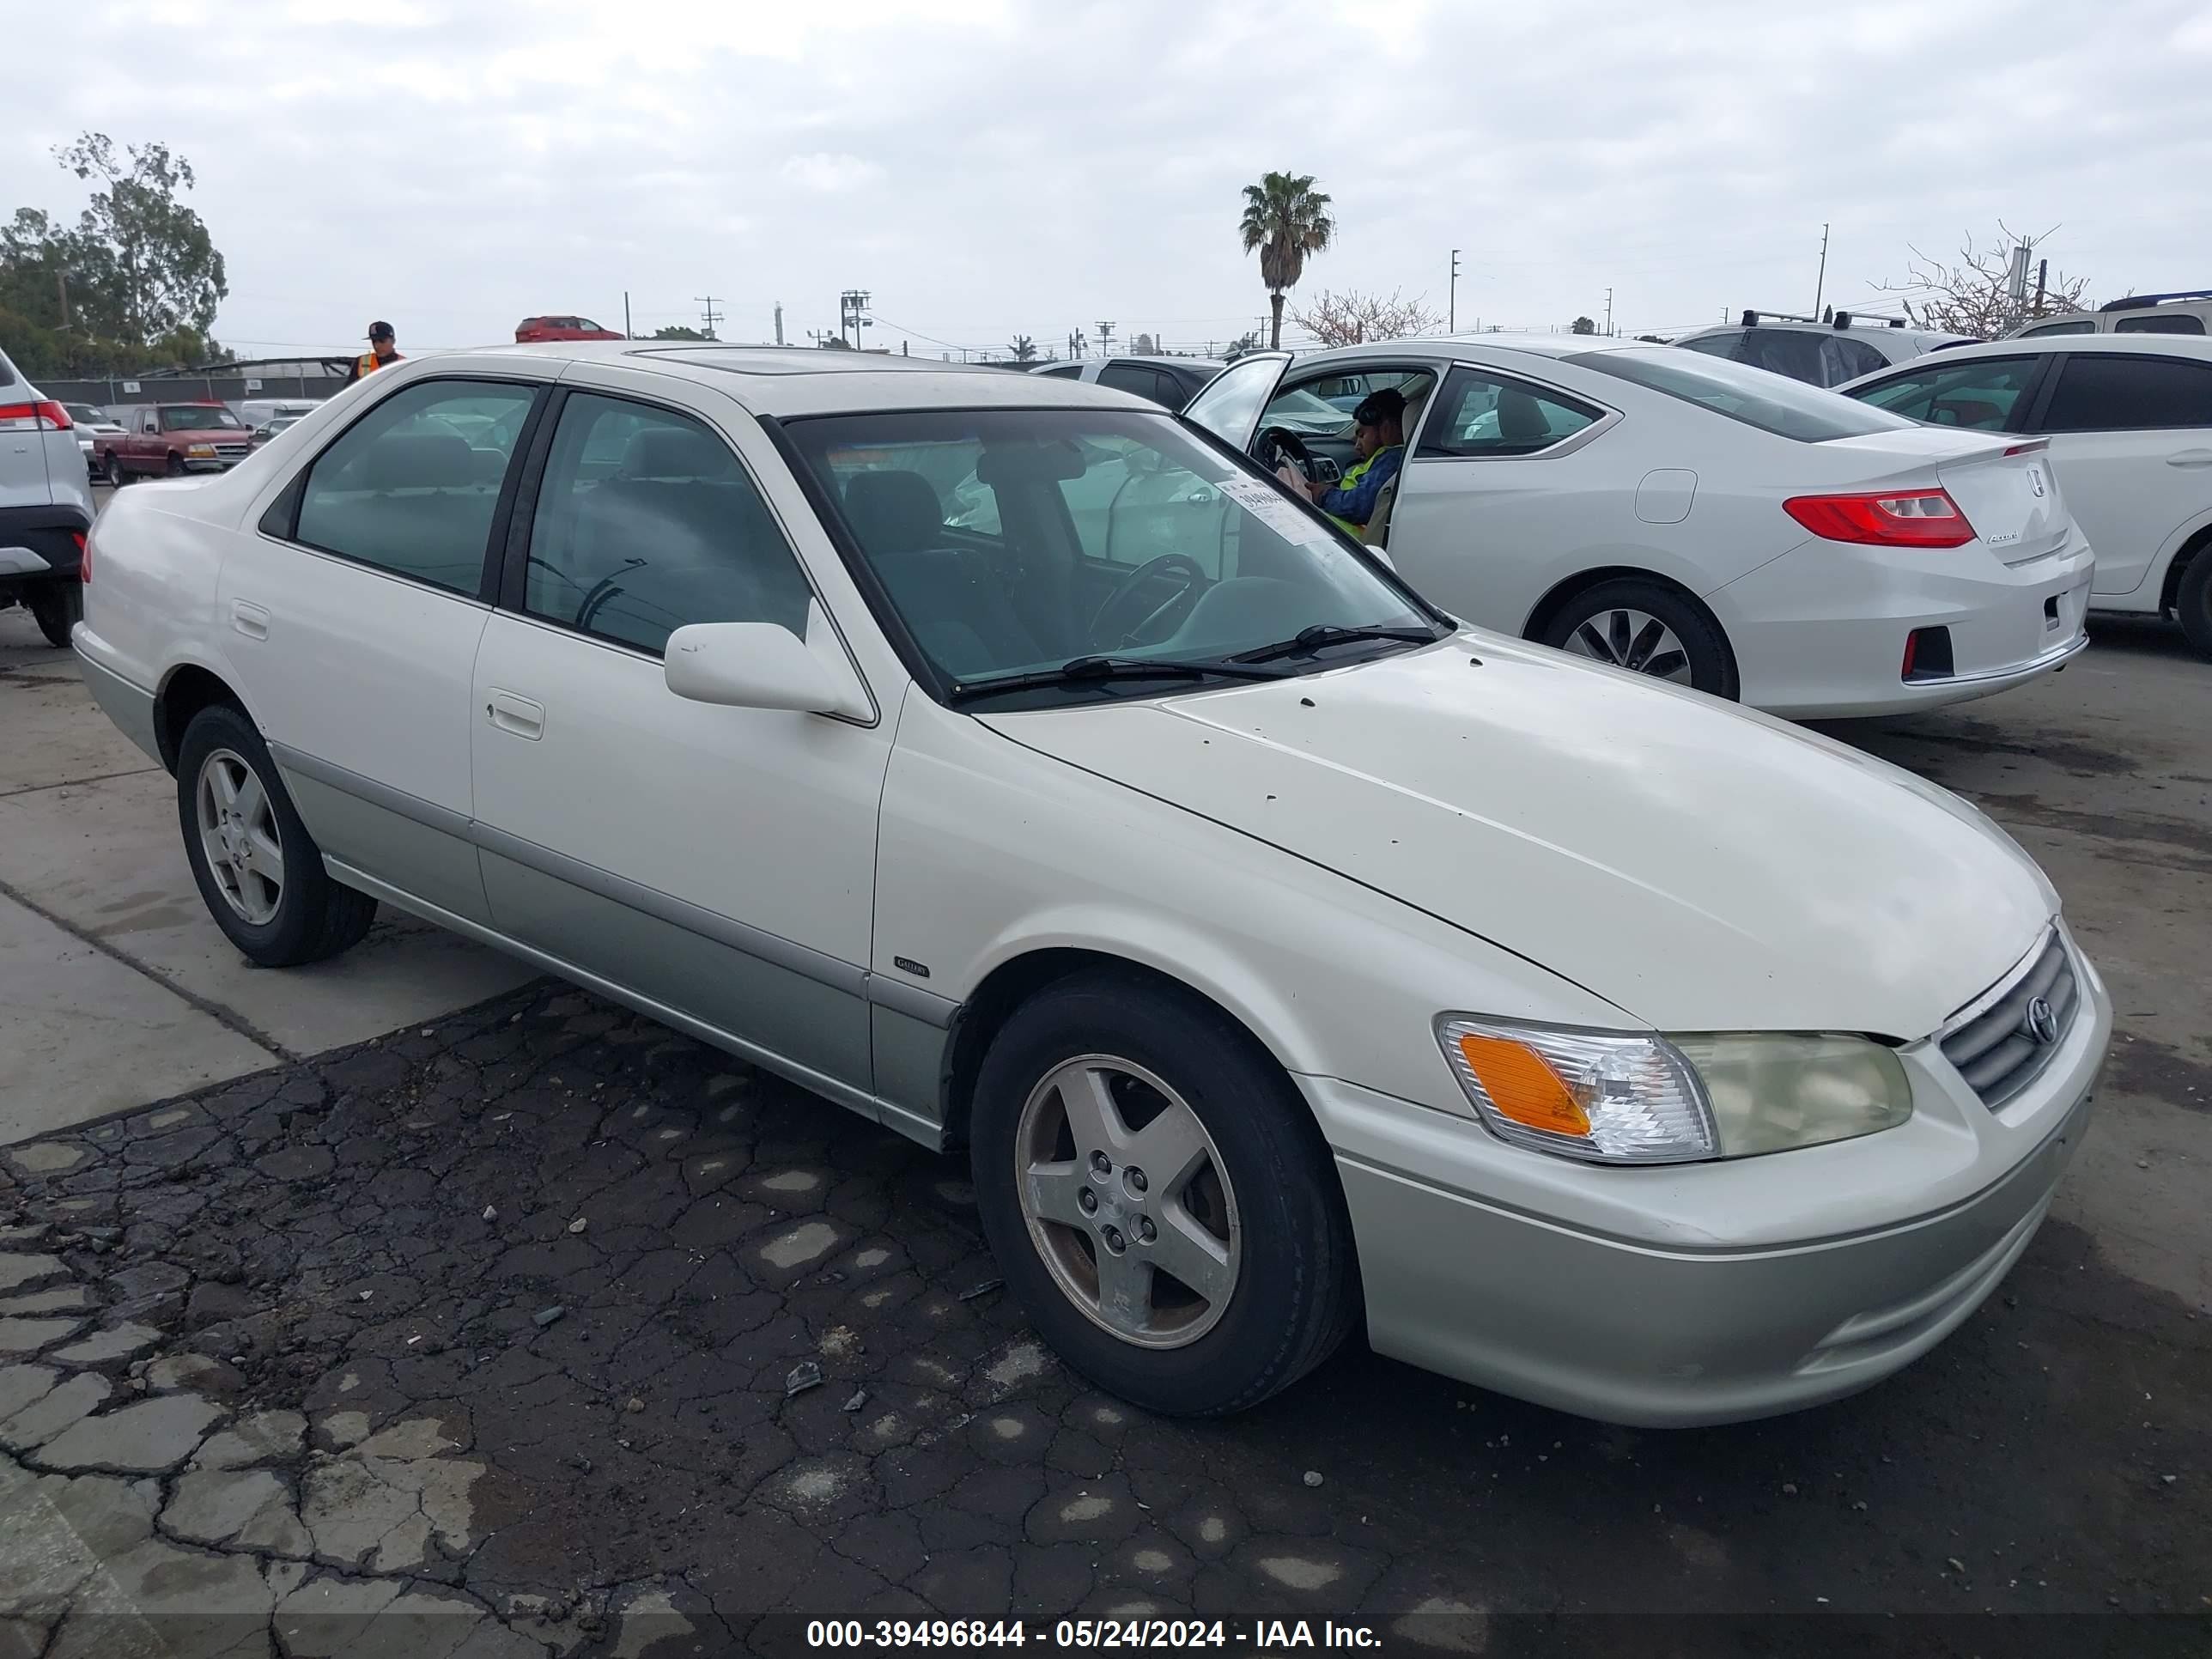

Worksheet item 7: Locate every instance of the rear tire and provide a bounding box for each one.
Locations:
[175,703,377,967]
[27,582,82,649]
[1537,577,1739,700]
[2177,550,2212,660]
[969,969,1361,1416]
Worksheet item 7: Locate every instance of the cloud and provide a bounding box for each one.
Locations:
[781,152,885,194]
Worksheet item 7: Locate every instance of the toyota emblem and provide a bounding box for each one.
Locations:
[2022,995,2059,1046]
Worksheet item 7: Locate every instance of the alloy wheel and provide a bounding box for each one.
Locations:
[1014,1054,1241,1349]
[195,749,285,926]
[1560,607,1693,682]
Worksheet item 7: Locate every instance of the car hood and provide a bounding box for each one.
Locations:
[977,636,2055,1037]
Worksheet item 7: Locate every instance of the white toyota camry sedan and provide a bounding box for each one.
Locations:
[1185,338,2096,718]
[74,344,2109,1425]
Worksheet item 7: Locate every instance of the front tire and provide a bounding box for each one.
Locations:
[175,704,377,967]
[27,582,82,648]
[165,453,185,477]
[104,452,128,487]
[2177,550,2212,660]
[1537,577,1738,700]
[970,970,1360,1416]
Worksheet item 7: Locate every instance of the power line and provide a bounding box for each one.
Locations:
[695,295,723,339]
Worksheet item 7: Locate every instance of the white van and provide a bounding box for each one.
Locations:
[237,398,320,428]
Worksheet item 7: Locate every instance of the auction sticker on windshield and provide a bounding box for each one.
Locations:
[1219,477,1337,547]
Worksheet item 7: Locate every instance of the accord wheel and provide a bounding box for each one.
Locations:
[972,969,1360,1415]
[175,702,378,966]
[1540,577,1737,700]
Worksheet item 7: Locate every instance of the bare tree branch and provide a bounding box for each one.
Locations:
[1287,288,1444,349]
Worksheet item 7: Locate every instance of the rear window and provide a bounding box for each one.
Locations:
[2113,313,2207,336]
[1567,349,1916,441]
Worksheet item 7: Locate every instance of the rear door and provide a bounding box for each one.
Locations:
[2021,351,2212,597]
[224,371,549,923]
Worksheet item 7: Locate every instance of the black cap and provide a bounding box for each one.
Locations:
[368,320,394,342]
[1352,387,1405,428]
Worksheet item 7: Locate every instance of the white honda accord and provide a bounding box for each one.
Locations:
[1185,338,2096,718]
[74,343,2109,1425]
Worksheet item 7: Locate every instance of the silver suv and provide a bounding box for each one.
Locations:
[0,343,94,647]
[2011,288,2212,341]
[1672,309,1978,389]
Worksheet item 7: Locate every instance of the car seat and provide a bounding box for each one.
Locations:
[841,471,1044,678]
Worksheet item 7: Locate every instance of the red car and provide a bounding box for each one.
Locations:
[514,315,624,343]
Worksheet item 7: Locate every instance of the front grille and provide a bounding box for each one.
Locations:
[213,442,250,462]
[1939,931,2078,1109]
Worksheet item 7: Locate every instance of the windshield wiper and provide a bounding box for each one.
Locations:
[1230,623,1442,665]
[947,654,1293,705]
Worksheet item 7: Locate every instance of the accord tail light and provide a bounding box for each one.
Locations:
[1784,488,1975,549]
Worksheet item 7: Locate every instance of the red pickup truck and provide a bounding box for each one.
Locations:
[96,402,253,484]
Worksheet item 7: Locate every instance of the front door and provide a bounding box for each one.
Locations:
[2022,351,2212,598]
[222,373,545,923]
[469,371,890,1094]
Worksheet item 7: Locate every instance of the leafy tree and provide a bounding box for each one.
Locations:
[53,133,227,344]
[1290,288,1443,349]
[1874,223,2093,337]
[1238,171,1335,350]
[1571,316,1597,335]
[651,324,708,340]
[1008,334,1038,362]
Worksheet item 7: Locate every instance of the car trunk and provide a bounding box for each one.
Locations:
[1817,428,2072,562]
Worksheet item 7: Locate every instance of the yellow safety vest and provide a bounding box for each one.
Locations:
[356,349,402,378]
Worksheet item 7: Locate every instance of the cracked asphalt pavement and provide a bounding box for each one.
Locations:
[1,623,2209,1658]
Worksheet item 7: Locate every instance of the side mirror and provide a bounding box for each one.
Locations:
[1364,543,1397,573]
[664,617,872,720]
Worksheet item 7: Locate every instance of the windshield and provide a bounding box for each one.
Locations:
[786,409,1439,707]
[64,404,104,424]
[160,405,244,431]
[1566,349,1916,441]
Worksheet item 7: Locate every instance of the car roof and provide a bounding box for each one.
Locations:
[1854,333,2212,368]
[409,342,1170,416]
[1673,320,1973,349]
[1279,333,1651,372]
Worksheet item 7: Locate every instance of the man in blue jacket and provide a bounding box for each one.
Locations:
[1286,387,1405,535]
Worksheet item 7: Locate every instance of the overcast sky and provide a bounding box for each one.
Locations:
[8,0,2209,360]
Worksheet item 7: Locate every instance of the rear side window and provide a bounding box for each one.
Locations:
[1098,362,1178,406]
[521,392,814,654]
[1826,337,1889,383]
[2037,356,2212,432]
[1036,365,1083,380]
[1850,356,2041,430]
[1419,365,1600,458]
[2018,319,2095,337]
[1569,349,1916,442]
[2114,313,2207,336]
[294,379,537,592]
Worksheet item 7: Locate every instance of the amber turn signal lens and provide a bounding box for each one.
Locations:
[1455,1034,1590,1137]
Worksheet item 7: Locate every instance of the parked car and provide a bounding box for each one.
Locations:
[64,403,125,472]
[96,402,252,483]
[1182,338,2092,717]
[2008,287,2212,340]
[1839,334,2212,657]
[0,345,93,646]
[75,342,2109,1425]
[1672,310,1978,388]
[250,416,307,447]
[515,315,625,343]
[238,398,320,430]
[1030,355,1223,410]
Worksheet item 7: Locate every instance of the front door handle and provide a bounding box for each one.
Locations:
[231,600,270,641]
[486,690,544,741]
[2166,449,2212,469]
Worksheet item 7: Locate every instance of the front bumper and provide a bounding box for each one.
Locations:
[1304,927,2112,1426]
[1714,530,2096,719]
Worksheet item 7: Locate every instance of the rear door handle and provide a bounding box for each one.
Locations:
[2166,449,2212,469]
[486,690,544,740]
[231,600,270,641]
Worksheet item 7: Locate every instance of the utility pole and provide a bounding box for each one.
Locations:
[695,295,723,340]
[1449,249,1460,333]
[623,291,631,339]
[840,289,872,350]
[2033,258,2048,320]
[1604,287,1613,337]
[1813,222,1829,319]
[1096,321,1115,356]
[774,301,784,346]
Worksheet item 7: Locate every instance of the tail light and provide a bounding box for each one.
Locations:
[1784,489,1975,549]
[76,530,91,586]
[0,400,74,431]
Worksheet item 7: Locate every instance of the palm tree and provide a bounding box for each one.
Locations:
[1009,334,1038,362]
[1239,172,1336,350]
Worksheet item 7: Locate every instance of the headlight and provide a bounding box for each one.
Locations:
[186,443,216,458]
[1437,1017,1911,1164]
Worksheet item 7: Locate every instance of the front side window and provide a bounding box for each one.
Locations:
[1850,356,2041,430]
[789,409,1438,702]
[161,406,243,431]
[1419,366,1600,457]
[1569,349,1917,442]
[2037,355,2212,432]
[2113,313,2206,335]
[523,392,814,654]
[1182,355,1285,447]
[294,379,537,592]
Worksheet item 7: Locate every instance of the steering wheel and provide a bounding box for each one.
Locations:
[1091,553,1212,647]
[1255,426,1317,484]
